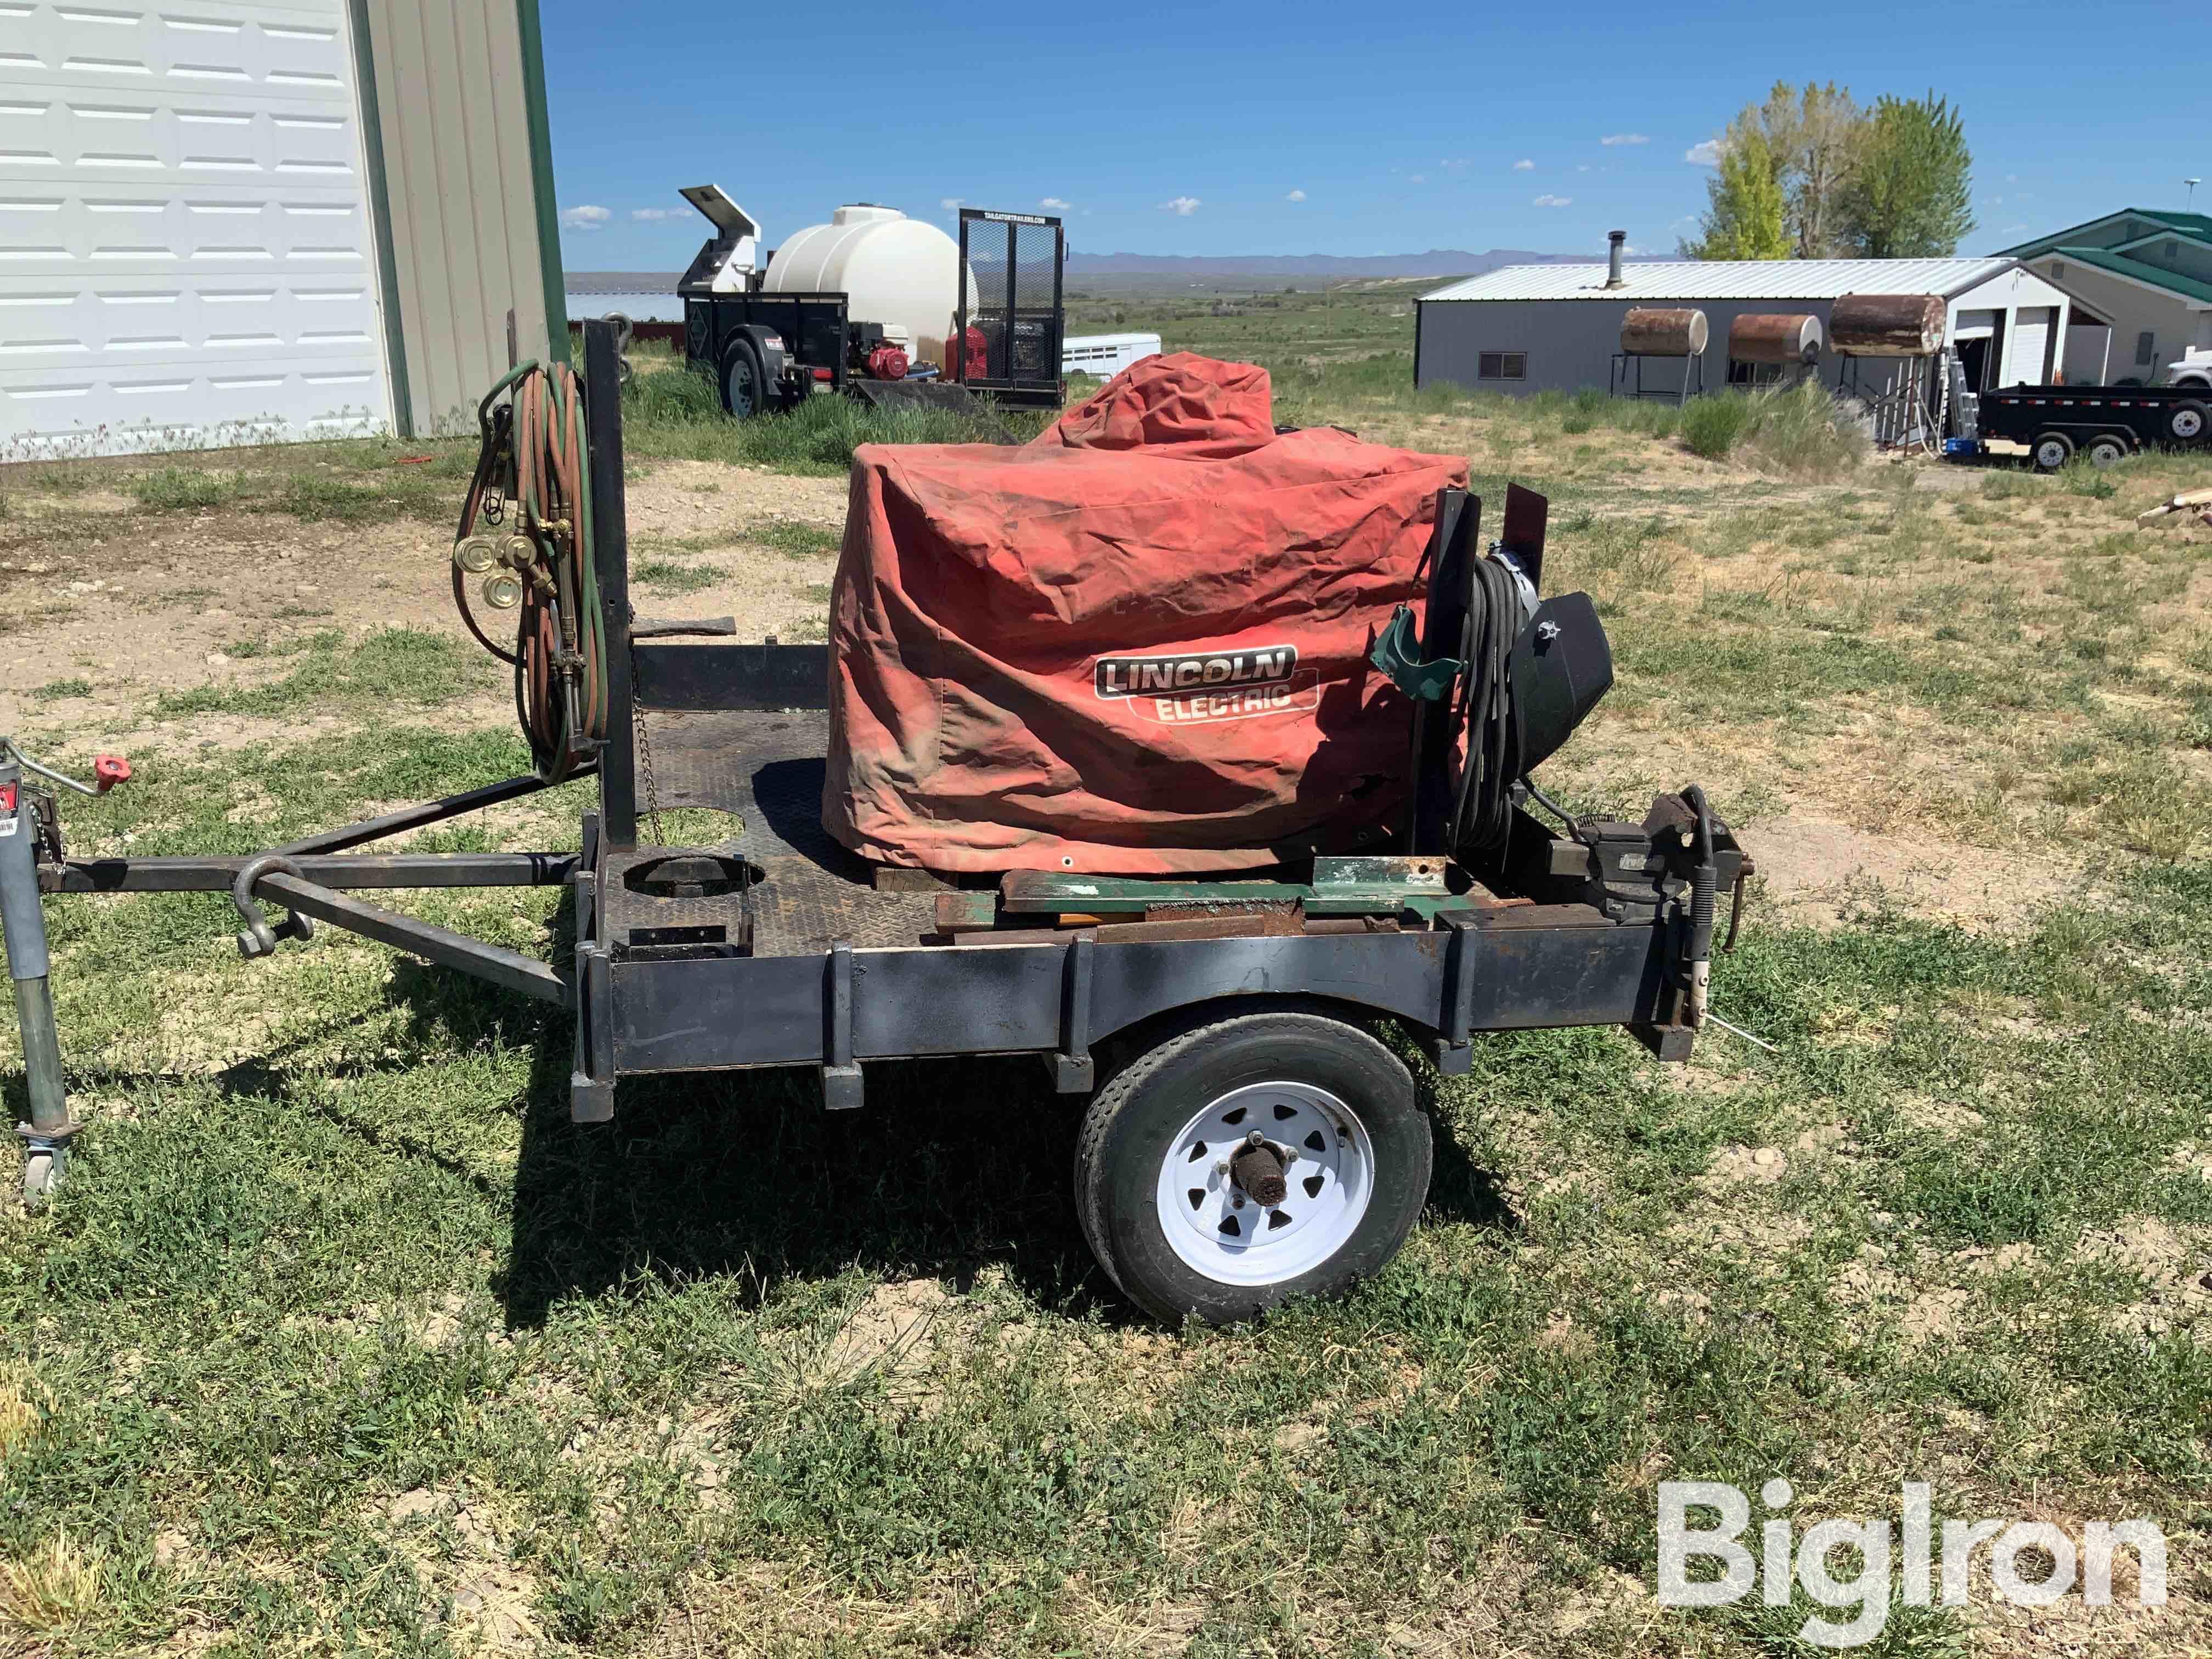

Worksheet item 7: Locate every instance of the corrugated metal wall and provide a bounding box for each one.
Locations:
[349,0,566,436]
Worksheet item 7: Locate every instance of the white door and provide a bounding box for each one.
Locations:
[0,1,392,459]
[2007,308,2055,388]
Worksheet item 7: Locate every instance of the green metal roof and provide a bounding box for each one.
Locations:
[2002,208,2212,256]
[2048,244,2212,306]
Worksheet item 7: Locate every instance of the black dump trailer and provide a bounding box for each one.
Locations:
[679,194,1064,421]
[1970,383,2211,471]
[8,324,1753,1325]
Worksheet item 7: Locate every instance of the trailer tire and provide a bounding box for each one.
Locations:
[720,337,765,420]
[1074,1011,1430,1325]
[2166,400,2208,444]
[2085,433,2130,469]
[2030,431,2074,472]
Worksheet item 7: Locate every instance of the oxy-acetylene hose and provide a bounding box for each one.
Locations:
[449,362,607,782]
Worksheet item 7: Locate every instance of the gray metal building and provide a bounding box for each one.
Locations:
[0,0,566,458]
[1415,257,2080,400]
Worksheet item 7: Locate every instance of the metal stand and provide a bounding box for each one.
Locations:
[2,755,74,1202]
[1840,354,1938,455]
[1612,351,1705,404]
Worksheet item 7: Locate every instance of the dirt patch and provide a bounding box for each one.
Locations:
[1741,814,2076,928]
[0,459,852,747]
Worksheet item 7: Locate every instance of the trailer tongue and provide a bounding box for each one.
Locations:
[8,325,1750,1324]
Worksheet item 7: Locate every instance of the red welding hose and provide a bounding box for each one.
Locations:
[450,362,607,781]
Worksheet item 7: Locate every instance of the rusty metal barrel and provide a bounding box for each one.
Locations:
[1728,312,1823,366]
[1830,292,1945,357]
[1620,307,1709,357]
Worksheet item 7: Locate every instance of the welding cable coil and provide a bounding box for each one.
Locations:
[450,362,608,781]
[1447,552,1527,858]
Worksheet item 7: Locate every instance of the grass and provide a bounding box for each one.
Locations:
[631,557,722,594]
[4,286,2212,1655]
[620,366,1045,475]
[151,627,489,718]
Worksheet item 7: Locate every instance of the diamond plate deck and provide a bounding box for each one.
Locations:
[607,710,937,957]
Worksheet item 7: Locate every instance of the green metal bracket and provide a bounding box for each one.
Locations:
[1369,605,1461,702]
[1002,856,1453,919]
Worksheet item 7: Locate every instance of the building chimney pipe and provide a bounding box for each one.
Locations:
[1605,230,1627,289]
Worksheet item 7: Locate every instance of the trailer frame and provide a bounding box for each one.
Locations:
[12,323,1737,1241]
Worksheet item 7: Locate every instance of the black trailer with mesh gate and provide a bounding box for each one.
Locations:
[952,208,1065,409]
[10,323,1753,1325]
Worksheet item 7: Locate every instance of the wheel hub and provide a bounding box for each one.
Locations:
[1154,1081,1375,1286]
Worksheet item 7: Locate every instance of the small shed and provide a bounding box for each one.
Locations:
[1415,257,2080,399]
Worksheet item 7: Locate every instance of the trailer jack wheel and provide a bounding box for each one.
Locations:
[1074,1011,1431,1325]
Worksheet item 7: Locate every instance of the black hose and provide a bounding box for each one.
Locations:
[1683,782,1717,961]
[1447,555,1525,858]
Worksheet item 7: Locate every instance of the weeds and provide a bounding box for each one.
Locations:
[128,467,252,511]
[622,369,1040,475]
[0,1533,101,1637]
[31,677,91,702]
[631,557,722,594]
[1681,394,1757,460]
[153,627,486,717]
[752,518,844,560]
[1679,381,1867,477]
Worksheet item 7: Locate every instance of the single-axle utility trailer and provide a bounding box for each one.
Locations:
[1968,382,2211,471]
[7,324,1747,1324]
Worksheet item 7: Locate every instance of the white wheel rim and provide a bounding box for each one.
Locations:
[2037,441,2066,468]
[2175,411,2203,439]
[1153,1081,1374,1286]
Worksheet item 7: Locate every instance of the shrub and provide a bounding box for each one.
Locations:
[1681,393,1756,459]
[1739,378,1870,481]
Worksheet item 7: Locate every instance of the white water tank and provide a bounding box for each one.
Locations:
[764,204,972,369]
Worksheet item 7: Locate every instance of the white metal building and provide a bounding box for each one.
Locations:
[0,0,567,460]
[1415,257,2079,399]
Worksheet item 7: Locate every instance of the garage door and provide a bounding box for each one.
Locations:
[2006,307,2055,388]
[0,1,392,459]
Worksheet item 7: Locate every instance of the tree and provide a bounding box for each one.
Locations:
[1683,123,1790,259]
[1839,93,1975,257]
[1754,81,1863,258]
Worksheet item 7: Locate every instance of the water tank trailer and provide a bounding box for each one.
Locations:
[676,186,1065,418]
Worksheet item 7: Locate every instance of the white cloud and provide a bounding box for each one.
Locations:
[1040,196,1071,210]
[1533,194,1572,208]
[939,196,963,211]
[630,207,676,222]
[1284,188,1306,202]
[1409,173,1426,184]
[1513,158,1534,171]
[1684,137,1725,167]
[558,204,610,231]
[1159,195,1201,216]
[1601,133,1650,146]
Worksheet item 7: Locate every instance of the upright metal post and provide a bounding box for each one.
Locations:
[1,760,74,1201]
[584,320,638,849]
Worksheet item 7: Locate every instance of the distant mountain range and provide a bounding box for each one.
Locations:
[1062,249,1618,279]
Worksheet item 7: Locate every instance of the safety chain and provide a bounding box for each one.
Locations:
[629,629,666,848]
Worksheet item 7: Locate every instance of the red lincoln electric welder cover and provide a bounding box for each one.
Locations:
[821,353,1468,873]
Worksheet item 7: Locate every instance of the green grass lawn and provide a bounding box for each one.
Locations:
[3,323,2211,1655]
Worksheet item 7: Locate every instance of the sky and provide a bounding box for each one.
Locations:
[539,0,2205,271]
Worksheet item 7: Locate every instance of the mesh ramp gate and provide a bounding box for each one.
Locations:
[957,208,1064,405]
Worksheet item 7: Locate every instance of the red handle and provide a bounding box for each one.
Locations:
[93,754,131,793]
